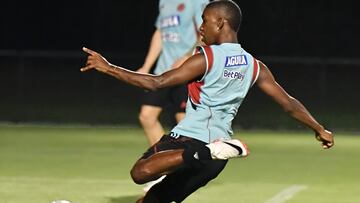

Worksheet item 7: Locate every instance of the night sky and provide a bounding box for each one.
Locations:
[1,0,359,57]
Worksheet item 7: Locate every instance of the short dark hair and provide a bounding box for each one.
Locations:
[206,0,242,32]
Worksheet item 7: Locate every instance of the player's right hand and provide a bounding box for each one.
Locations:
[315,129,334,149]
[81,47,110,73]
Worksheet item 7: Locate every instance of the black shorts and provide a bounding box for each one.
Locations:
[141,134,228,203]
[141,84,188,113]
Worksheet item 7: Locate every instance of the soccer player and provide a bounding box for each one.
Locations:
[137,0,209,147]
[81,1,334,202]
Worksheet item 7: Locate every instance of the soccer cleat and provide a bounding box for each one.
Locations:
[142,175,166,192]
[206,139,249,160]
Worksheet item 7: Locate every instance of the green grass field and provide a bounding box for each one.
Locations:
[0,124,359,203]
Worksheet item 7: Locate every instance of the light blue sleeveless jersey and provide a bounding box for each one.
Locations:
[154,0,208,75]
[171,43,260,143]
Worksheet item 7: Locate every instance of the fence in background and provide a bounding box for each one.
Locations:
[0,50,359,131]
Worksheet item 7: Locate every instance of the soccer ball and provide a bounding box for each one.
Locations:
[52,200,71,203]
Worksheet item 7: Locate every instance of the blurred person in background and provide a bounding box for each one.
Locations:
[137,0,209,146]
[136,0,208,191]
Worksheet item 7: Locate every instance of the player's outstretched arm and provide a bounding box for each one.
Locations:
[81,47,206,91]
[255,60,334,149]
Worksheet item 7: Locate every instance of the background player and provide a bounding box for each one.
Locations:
[137,0,209,146]
[81,1,334,202]
[137,0,209,191]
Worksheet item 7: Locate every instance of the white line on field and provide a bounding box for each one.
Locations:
[264,185,307,203]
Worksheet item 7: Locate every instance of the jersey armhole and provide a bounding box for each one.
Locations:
[251,58,260,86]
[195,46,214,82]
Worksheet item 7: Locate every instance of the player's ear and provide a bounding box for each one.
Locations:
[217,18,225,30]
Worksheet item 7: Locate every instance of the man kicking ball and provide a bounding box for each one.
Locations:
[81,1,333,202]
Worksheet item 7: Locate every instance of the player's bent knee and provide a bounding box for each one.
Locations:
[130,162,152,184]
[130,166,147,184]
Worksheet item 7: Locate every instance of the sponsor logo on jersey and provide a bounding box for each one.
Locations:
[223,69,245,81]
[162,32,180,42]
[160,15,181,28]
[224,55,248,67]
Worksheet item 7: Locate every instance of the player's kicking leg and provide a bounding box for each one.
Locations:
[131,140,248,183]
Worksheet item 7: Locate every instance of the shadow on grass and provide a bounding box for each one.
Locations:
[108,195,140,203]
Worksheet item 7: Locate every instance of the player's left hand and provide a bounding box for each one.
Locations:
[315,129,334,149]
[81,47,110,73]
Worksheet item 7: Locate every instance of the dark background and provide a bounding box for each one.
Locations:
[0,0,359,131]
[1,0,359,56]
